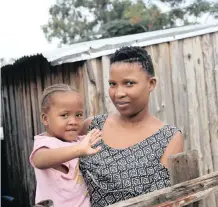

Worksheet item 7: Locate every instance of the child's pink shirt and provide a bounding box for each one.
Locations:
[29,134,90,207]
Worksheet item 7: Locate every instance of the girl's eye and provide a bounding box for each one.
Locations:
[76,113,83,117]
[61,114,68,118]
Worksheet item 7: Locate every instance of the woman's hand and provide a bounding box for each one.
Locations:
[78,129,102,156]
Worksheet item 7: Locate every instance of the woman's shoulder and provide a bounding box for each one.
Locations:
[151,116,182,137]
[156,123,182,141]
[163,124,181,134]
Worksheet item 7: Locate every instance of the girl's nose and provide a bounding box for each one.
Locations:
[68,117,77,125]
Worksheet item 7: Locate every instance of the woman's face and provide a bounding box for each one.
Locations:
[109,62,156,117]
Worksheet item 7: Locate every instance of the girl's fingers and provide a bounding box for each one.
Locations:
[90,146,101,154]
[91,130,102,139]
[85,129,99,141]
[87,129,100,139]
[90,132,102,144]
[90,137,102,146]
[87,129,99,136]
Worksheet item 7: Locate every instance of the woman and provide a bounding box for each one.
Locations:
[80,46,184,207]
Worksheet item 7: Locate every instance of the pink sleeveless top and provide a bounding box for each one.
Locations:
[30,134,90,207]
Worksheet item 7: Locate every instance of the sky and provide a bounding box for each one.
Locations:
[0,0,56,60]
[0,0,218,61]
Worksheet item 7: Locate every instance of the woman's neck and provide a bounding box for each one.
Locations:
[117,108,152,126]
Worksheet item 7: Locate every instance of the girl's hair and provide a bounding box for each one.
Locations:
[40,84,78,113]
[110,46,155,76]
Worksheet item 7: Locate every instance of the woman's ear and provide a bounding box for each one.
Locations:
[149,77,157,92]
[41,113,49,126]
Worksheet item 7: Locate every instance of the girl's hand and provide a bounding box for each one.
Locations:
[79,129,102,156]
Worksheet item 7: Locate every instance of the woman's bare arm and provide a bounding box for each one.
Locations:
[160,132,184,168]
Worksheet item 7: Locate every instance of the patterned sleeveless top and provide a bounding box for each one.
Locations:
[80,114,181,207]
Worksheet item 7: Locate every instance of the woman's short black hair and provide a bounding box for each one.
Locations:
[110,46,155,76]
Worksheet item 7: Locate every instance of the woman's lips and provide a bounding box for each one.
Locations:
[115,102,130,108]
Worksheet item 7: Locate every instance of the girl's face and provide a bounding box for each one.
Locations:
[41,92,84,142]
[109,62,156,117]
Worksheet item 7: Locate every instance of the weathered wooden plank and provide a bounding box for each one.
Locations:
[169,40,189,150]
[75,65,87,116]
[110,171,218,207]
[183,38,202,173]
[168,150,200,207]
[9,74,22,173]
[212,32,218,177]
[44,60,52,87]
[10,72,25,206]
[146,45,164,122]
[158,43,175,125]
[156,187,217,207]
[28,67,39,136]
[212,33,218,110]
[23,67,36,205]
[192,36,214,176]
[50,65,60,84]
[202,34,218,172]
[35,60,44,133]
[88,58,105,114]
[144,46,159,117]
[202,34,218,207]
[84,58,105,116]
[16,71,30,204]
[1,72,14,194]
[62,63,71,84]
[82,61,97,117]
[101,56,116,114]
[168,150,200,185]
[149,45,164,120]
[68,63,78,89]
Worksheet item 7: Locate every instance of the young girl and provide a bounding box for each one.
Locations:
[30,84,101,207]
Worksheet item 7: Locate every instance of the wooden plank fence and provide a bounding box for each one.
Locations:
[1,32,218,207]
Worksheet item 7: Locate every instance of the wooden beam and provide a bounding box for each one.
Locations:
[168,150,200,207]
[109,171,218,207]
[168,150,200,185]
[155,188,217,207]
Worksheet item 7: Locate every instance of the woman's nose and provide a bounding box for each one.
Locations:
[114,87,126,98]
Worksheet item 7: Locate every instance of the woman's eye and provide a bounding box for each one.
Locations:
[109,82,116,86]
[126,81,135,86]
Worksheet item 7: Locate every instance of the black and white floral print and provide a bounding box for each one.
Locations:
[80,114,180,207]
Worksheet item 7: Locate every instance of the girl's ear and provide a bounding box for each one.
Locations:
[41,113,49,126]
[149,77,157,92]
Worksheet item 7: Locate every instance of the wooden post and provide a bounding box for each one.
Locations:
[168,149,200,207]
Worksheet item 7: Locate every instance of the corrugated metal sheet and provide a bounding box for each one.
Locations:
[43,23,218,66]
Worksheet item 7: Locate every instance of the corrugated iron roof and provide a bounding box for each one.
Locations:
[42,23,218,66]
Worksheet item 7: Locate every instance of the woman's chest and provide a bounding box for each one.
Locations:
[101,124,154,149]
[83,144,169,196]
